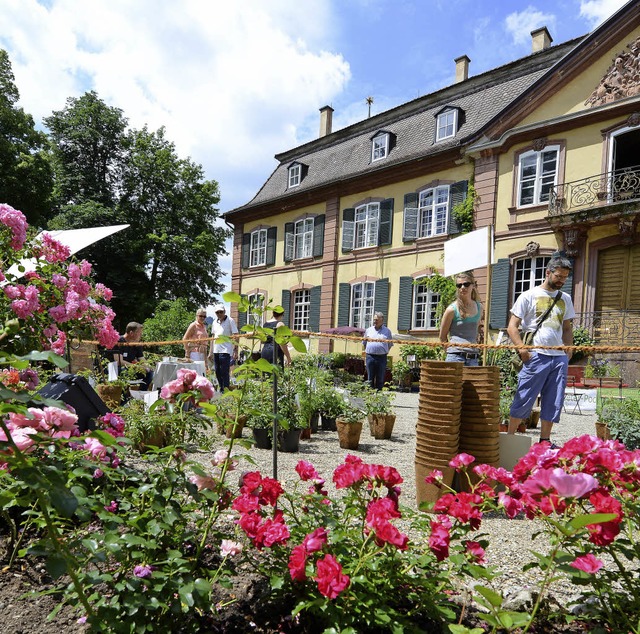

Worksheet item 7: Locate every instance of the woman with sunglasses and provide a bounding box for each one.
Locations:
[183,308,210,366]
[439,272,484,366]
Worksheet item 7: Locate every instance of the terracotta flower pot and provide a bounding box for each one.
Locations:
[595,421,611,440]
[96,384,123,410]
[225,415,247,438]
[336,419,363,450]
[368,413,396,439]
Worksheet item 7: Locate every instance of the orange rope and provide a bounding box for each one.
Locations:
[78,332,639,355]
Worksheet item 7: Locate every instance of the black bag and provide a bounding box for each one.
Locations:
[511,292,562,373]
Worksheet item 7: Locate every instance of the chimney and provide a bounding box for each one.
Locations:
[531,27,553,53]
[454,55,470,83]
[319,105,334,138]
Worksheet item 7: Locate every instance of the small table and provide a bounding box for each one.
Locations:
[152,360,206,390]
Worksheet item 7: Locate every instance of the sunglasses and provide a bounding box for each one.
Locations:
[197,314,206,318]
[456,282,472,288]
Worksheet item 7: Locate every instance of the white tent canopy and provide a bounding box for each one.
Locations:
[5,224,130,279]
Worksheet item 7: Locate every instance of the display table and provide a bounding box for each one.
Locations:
[152,360,206,390]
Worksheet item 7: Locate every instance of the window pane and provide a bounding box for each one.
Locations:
[413,283,440,329]
[418,187,448,237]
[293,289,310,331]
[513,256,551,302]
[351,282,375,329]
[354,203,380,249]
[250,230,267,267]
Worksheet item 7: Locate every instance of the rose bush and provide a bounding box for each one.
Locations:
[1,203,119,355]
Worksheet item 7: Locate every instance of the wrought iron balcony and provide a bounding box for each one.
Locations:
[549,165,640,216]
[576,310,640,346]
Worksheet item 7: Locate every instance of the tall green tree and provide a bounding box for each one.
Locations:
[0,49,53,227]
[44,90,127,208]
[45,92,228,327]
[119,125,228,312]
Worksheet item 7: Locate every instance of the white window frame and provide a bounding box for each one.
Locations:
[249,229,267,267]
[517,145,559,207]
[418,186,449,238]
[288,164,301,188]
[436,110,457,141]
[246,293,265,327]
[294,218,314,259]
[371,134,389,162]
[293,289,310,331]
[350,281,375,329]
[512,255,551,304]
[354,202,380,249]
[413,283,440,330]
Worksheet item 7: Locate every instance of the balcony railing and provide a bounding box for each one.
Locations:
[549,166,640,216]
[576,310,640,346]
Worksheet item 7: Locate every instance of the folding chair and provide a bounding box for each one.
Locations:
[563,375,583,415]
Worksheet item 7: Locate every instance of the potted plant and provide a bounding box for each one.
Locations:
[213,390,247,439]
[583,358,622,389]
[596,395,640,448]
[391,360,412,391]
[275,370,307,452]
[335,403,365,450]
[362,386,396,439]
[317,385,347,431]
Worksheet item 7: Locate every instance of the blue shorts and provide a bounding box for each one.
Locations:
[510,353,568,424]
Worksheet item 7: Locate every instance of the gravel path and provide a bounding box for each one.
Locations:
[190,390,601,609]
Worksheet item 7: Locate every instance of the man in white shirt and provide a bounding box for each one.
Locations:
[507,256,575,445]
[363,312,393,390]
[209,304,238,391]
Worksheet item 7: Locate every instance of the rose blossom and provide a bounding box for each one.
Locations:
[548,468,598,499]
[220,540,243,557]
[302,527,329,553]
[315,554,350,599]
[570,553,603,574]
[288,544,308,581]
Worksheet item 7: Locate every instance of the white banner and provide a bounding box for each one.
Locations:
[564,388,597,412]
[444,226,492,276]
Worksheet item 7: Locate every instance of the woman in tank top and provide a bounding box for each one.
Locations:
[439,271,484,366]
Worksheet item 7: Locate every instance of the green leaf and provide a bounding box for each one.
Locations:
[449,626,485,634]
[569,512,618,529]
[45,553,68,579]
[474,584,503,607]
[270,574,285,589]
[289,336,308,353]
[178,583,194,607]
[223,291,242,304]
[194,578,212,594]
[49,487,78,518]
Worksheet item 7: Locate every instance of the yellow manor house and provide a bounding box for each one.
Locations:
[224,0,640,369]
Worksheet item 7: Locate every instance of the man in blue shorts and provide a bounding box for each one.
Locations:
[507,256,575,445]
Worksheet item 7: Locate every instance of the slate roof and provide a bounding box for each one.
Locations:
[226,36,584,219]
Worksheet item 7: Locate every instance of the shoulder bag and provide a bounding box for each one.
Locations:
[511,291,562,372]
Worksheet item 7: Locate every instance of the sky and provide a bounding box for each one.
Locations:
[0,0,630,299]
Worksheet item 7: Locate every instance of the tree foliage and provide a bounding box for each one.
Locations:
[0,49,53,227]
[43,92,229,327]
[142,298,196,357]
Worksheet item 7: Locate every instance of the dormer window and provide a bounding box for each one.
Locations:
[288,163,301,188]
[371,133,389,162]
[436,109,458,141]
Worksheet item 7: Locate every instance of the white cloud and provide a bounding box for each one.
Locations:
[579,0,628,26]
[0,0,351,217]
[505,6,556,47]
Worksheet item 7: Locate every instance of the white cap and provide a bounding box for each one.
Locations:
[213,304,226,313]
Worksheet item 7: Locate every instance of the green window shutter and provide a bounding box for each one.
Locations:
[342,208,355,253]
[397,276,414,331]
[281,289,291,327]
[266,227,277,266]
[312,214,325,257]
[237,294,247,329]
[309,285,321,332]
[284,223,294,262]
[563,257,574,297]
[378,198,394,246]
[241,233,251,269]
[374,278,390,317]
[489,258,511,329]
[337,283,351,326]
[448,180,468,235]
[403,192,419,242]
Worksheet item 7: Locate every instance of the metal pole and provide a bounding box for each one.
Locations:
[272,335,278,479]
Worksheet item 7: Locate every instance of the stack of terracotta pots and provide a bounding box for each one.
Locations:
[415,360,463,506]
[459,366,501,469]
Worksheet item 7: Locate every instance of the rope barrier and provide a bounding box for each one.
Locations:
[76,331,640,355]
